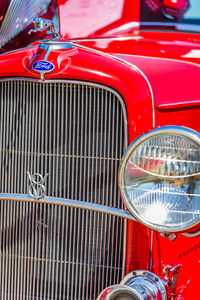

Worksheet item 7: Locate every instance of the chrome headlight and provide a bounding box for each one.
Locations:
[119,126,200,233]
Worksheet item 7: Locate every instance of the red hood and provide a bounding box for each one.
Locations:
[74,30,200,111]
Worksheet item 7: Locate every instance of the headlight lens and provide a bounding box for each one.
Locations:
[119,126,200,232]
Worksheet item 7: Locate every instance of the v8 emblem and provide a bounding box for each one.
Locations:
[27,171,48,200]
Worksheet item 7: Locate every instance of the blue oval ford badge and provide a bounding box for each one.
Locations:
[32,60,55,73]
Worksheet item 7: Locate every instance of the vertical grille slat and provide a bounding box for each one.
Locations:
[0,80,127,299]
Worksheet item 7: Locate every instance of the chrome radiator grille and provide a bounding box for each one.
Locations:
[0,80,127,299]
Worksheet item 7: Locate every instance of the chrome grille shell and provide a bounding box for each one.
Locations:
[0,79,128,299]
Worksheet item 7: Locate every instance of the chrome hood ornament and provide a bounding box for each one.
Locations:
[29,17,60,38]
[28,17,73,80]
[27,171,48,200]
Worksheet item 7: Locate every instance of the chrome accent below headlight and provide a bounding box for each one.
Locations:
[97,270,167,300]
[119,126,200,233]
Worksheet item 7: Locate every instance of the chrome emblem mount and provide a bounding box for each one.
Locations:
[29,17,75,80]
[27,171,48,200]
[32,60,55,80]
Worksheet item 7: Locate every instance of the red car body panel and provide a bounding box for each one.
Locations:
[0,1,200,298]
[73,34,200,298]
[75,34,200,131]
[57,0,140,39]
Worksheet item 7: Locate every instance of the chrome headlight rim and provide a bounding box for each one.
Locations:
[119,125,200,233]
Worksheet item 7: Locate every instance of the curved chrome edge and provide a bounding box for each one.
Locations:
[120,125,200,165]
[0,78,128,149]
[97,284,143,300]
[40,41,73,61]
[120,270,167,300]
[71,42,155,128]
[150,230,154,271]
[0,193,136,221]
[182,229,200,238]
[119,125,200,234]
[122,218,127,278]
[98,270,167,300]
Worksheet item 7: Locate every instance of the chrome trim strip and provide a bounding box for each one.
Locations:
[182,230,200,238]
[150,230,153,271]
[0,193,135,221]
[71,42,155,128]
[122,218,127,278]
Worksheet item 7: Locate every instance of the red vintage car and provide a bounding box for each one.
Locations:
[0,0,199,299]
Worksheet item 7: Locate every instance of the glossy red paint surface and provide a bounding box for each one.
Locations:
[153,233,200,296]
[57,0,140,38]
[1,11,200,296]
[74,32,200,132]
[70,31,200,297]
[0,43,154,140]
[126,222,151,272]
